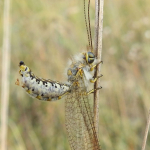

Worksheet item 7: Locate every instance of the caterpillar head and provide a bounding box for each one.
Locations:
[83,52,95,64]
[19,61,30,76]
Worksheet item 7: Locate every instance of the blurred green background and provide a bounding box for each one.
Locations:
[1,0,150,149]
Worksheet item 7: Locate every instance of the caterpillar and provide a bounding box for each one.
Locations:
[16,61,71,101]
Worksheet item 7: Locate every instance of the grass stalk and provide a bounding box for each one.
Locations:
[141,109,150,150]
[1,0,11,149]
[94,0,104,134]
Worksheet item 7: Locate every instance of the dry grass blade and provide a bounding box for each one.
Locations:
[141,109,150,150]
[94,0,104,134]
[1,0,11,150]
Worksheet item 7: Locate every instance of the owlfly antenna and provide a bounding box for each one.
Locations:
[84,0,93,52]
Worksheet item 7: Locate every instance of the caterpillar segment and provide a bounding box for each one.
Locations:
[65,52,102,150]
[16,61,71,101]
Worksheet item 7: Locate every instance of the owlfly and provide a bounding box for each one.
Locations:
[16,0,102,149]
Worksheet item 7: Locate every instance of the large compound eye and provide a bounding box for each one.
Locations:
[85,52,95,64]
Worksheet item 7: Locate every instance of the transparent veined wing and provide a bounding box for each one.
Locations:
[65,70,101,150]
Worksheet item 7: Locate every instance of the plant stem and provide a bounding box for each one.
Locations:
[1,0,11,150]
[94,0,104,134]
[141,109,150,150]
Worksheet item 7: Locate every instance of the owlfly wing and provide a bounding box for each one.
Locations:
[65,75,101,150]
[65,0,101,150]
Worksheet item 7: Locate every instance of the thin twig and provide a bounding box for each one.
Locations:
[94,0,104,134]
[1,0,11,150]
[141,109,150,150]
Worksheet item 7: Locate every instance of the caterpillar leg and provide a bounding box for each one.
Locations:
[15,78,20,86]
[87,87,102,95]
[90,61,103,71]
[48,91,70,101]
[58,91,70,100]
[90,74,103,83]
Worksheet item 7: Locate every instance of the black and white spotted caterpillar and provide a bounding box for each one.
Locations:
[16,61,71,101]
